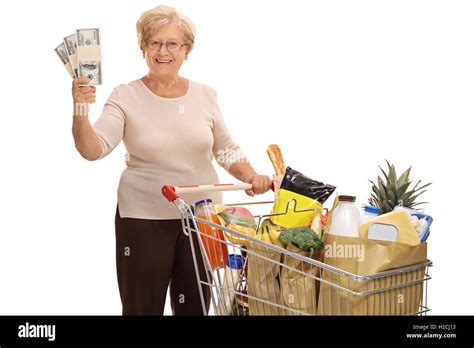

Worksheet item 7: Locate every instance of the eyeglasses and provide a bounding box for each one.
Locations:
[146,40,187,52]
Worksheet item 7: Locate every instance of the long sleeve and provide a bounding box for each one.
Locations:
[210,89,246,172]
[92,78,239,219]
[93,88,126,159]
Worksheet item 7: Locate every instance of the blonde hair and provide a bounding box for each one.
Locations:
[136,5,196,54]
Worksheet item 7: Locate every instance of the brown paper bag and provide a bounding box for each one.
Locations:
[247,241,286,315]
[280,243,324,315]
[317,234,428,315]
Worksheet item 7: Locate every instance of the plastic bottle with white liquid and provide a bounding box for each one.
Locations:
[329,195,361,237]
[360,205,381,223]
[216,254,244,315]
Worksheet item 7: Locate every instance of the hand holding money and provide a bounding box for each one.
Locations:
[72,77,96,104]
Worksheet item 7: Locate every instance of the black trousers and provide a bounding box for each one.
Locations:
[114,206,211,315]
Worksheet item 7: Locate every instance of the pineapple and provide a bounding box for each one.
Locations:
[368,160,431,214]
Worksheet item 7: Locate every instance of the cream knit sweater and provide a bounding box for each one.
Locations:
[93,79,245,219]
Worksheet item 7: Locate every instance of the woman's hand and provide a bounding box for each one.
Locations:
[245,174,272,197]
[72,77,96,104]
[228,162,272,196]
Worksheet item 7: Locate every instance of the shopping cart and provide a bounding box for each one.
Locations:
[162,183,432,316]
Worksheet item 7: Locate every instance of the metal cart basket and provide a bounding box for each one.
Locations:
[162,183,432,316]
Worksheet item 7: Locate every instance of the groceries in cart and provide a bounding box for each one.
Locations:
[393,206,433,242]
[359,210,421,245]
[216,254,245,315]
[258,219,285,248]
[322,160,433,245]
[327,194,425,245]
[214,205,257,246]
[266,144,285,192]
[278,226,324,253]
[270,166,336,229]
[327,195,360,238]
[194,199,229,269]
[161,152,434,316]
[363,160,433,242]
[318,160,433,315]
[360,204,381,222]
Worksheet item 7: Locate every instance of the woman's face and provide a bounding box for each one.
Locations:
[144,23,189,80]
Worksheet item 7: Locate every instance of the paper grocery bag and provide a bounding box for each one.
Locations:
[247,240,286,315]
[317,234,428,315]
[280,243,323,315]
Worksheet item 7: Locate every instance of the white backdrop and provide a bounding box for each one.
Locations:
[0,0,472,315]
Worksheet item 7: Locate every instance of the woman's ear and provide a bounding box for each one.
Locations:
[142,51,145,58]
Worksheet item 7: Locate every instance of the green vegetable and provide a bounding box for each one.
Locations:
[218,211,257,229]
[279,226,324,252]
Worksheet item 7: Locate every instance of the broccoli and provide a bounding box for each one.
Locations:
[279,226,324,252]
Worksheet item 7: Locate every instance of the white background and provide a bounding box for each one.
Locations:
[0,0,472,315]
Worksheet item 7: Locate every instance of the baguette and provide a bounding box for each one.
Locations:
[266,144,286,175]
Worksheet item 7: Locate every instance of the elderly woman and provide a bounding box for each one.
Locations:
[71,5,271,315]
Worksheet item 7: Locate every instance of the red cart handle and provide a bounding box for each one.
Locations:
[162,182,263,202]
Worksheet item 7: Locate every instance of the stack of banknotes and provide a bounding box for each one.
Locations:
[54,28,102,86]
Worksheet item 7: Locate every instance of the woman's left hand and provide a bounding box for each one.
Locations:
[245,174,272,196]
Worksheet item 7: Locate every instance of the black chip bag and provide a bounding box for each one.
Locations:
[270,167,336,228]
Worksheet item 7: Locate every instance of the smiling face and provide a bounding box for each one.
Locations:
[144,23,190,80]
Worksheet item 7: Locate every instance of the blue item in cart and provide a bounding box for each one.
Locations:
[364,205,381,215]
[393,206,433,242]
[195,198,213,206]
[227,254,244,269]
[414,214,433,242]
[421,228,430,242]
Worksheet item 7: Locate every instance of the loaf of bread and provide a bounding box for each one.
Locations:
[266,144,286,175]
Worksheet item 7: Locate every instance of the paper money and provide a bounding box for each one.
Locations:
[76,28,102,86]
[64,34,79,77]
[54,42,75,78]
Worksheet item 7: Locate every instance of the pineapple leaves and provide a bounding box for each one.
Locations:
[386,160,397,186]
[369,193,381,208]
[414,182,432,192]
[377,176,387,198]
[370,180,382,197]
[410,202,429,208]
[404,190,429,206]
[404,183,432,201]
[368,161,431,212]
[396,181,411,201]
[397,167,411,189]
[378,165,389,183]
[382,201,392,213]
